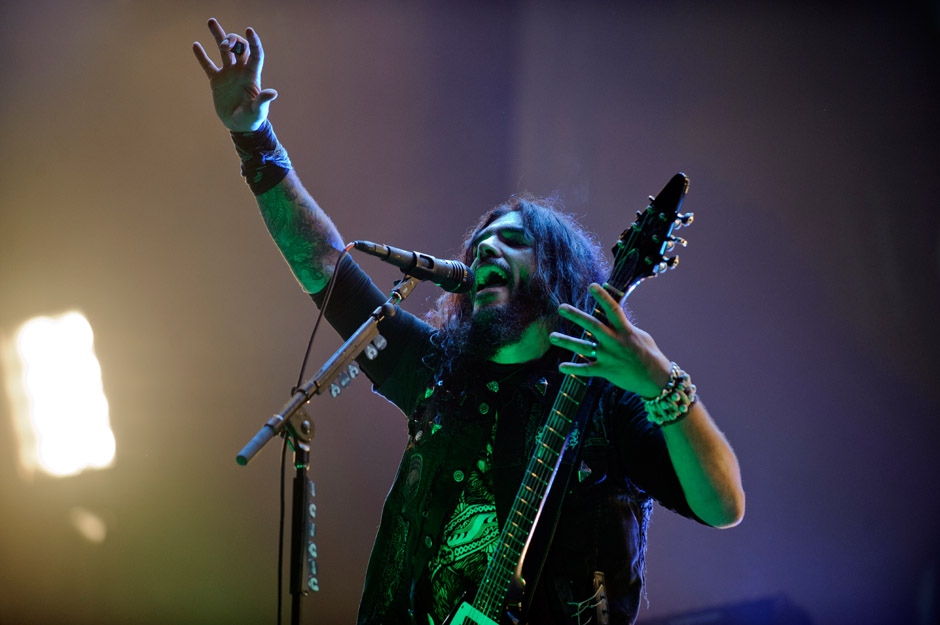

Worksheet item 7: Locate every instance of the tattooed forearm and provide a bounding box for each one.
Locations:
[255,170,344,293]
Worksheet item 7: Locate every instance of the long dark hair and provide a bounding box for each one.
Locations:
[425,193,609,369]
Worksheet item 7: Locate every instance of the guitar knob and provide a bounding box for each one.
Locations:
[666,256,680,268]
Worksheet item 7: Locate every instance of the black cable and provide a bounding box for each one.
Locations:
[293,245,354,392]
[277,244,354,622]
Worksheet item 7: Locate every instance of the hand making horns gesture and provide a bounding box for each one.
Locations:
[192,18,278,132]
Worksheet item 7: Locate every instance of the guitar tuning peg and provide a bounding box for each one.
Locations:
[656,256,679,274]
[665,236,688,251]
[675,213,694,227]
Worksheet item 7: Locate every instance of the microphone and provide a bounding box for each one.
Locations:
[352,240,475,293]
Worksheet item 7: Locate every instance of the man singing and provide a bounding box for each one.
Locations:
[194,18,744,625]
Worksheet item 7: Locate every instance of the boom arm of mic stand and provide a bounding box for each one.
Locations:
[236,275,421,465]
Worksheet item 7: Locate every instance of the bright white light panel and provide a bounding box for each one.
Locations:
[3,311,115,477]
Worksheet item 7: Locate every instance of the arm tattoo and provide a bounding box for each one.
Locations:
[256,173,342,293]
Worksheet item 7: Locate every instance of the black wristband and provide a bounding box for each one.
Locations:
[230,120,293,196]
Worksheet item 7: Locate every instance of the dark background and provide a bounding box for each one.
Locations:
[1,1,938,623]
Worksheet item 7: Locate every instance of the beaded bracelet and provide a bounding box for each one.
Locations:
[643,362,697,426]
[230,119,293,196]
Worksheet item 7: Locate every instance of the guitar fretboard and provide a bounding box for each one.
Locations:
[473,310,603,620]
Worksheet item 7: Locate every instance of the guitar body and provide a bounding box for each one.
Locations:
[445,602,498,625]
[431,173,692,625]
[428,575,523,625]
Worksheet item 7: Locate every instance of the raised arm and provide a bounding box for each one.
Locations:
[193,18,343,294]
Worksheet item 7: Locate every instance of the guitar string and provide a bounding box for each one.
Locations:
[477,312,622,612]
[475,239,639,616]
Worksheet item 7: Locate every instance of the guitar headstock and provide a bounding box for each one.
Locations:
[609,173,692,299]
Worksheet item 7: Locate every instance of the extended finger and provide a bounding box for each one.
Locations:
[208,19,237,66]
[558,360,599,377]
[588,283,630,332]
[549,332,599,359]
[207,18,227,45]
[558,303,610,340]
[246,27,265,75]
[257,89,278,104]
[192,42,219,77]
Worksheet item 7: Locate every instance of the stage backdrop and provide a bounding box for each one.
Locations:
[0,2,937,624]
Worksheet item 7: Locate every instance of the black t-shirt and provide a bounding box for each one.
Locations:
[313,255,701,625]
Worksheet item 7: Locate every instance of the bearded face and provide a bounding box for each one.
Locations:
[455,211,552,360]
[458,282,547,360]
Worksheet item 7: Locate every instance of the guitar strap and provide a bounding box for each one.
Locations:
[518,376,606,620]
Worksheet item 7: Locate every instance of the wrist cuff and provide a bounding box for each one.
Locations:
[231,120,292,195]
[643,362,697,426]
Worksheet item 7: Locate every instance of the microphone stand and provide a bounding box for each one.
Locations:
[236,275,421,625]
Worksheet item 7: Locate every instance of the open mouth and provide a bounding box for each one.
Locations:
[474,264,510,293]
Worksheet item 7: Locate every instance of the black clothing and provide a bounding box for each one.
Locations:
[313,256,701,625]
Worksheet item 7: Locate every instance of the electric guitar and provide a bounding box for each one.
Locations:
[443,173,693,625]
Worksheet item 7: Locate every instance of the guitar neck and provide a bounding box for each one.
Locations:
[472,310,603,620]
